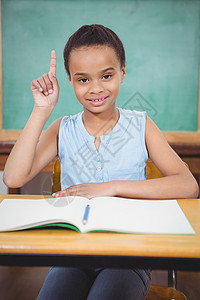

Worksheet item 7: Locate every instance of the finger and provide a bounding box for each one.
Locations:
[52,190,68,198]
[31,79,43,93]
[52,186,78,198]
[68,185,79,196]
[49,50,56,77]
[37,76,48,95]
[43,73,53,94]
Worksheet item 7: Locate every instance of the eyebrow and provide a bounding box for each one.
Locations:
[74,67,115,77]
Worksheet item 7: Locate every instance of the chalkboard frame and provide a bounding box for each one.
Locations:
[0,0,199,145]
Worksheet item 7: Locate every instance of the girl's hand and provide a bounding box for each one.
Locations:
[31,51,59,109]
[52,182,115,199]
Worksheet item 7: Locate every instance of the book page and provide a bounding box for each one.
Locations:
[82,197,195,235]
[0,196,88,231]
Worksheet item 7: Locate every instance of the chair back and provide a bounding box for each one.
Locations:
[146,160,163,179]
[52,158,61,193]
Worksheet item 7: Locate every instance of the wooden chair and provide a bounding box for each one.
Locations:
[52,158,61,194]
[52,158,187,300]
[146,284,187,300]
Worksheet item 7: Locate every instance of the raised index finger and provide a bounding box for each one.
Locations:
[49,50,56,77]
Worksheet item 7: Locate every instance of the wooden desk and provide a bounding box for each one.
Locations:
[0,195,200,271]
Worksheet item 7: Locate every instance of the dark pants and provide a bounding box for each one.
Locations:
[38,267,151,300]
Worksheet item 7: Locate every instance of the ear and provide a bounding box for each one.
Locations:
[68,76,72,86]
[121,65,126,83]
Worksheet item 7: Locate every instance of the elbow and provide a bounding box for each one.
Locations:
[3,172,23,189]
[186,177,199,198]
[192,180,199,198]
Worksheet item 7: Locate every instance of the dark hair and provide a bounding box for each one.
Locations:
[63,24,125,76]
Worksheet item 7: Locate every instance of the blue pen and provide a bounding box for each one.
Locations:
[82,204,90,225]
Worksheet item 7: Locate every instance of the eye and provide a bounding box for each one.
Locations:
[103,74,112,80]
[78,78,88,83]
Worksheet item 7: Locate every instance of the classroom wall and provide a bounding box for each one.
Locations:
[1,0,200,132]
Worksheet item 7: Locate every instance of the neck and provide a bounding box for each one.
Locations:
[82,107,119,137]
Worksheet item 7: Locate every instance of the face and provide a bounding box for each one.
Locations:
[68,45,125,115]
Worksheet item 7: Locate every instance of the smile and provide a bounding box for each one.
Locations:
[88,97,108,101]
[87,96,108,106]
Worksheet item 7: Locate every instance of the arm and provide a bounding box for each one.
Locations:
[3,51,60,188]
[54,116,199,199]
[112,116,199,199]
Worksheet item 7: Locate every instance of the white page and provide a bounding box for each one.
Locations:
[0,197,88,231]
[83,197,195,235]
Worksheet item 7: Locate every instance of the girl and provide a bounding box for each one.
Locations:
[3,24,198,300]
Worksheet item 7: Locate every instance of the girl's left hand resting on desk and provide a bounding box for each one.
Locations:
[52,182,115,199]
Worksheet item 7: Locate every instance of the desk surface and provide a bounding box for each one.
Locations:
[0,195,200,270]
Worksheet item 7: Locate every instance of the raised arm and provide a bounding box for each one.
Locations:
[3,51,60,188]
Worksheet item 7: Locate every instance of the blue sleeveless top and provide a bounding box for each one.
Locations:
[58,108,148,190]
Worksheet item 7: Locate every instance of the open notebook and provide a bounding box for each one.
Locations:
[0,196,195,234]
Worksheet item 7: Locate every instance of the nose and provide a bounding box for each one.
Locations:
[89,80,104,94]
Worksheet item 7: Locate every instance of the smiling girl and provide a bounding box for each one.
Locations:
[3,24,198,299]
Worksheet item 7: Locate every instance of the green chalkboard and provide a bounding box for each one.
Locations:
[2,0,200,131]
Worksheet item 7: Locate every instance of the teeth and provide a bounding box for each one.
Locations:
[92,97,105,102]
